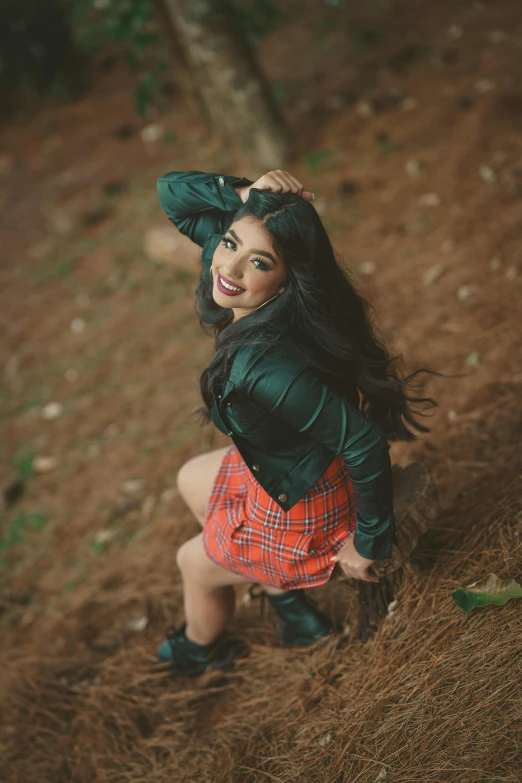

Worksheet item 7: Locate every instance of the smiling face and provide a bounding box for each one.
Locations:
[210,217,286,321]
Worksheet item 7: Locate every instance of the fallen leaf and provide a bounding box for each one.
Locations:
[452,573,522,613]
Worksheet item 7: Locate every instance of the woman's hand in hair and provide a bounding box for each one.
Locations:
[236,170,314,203]
[330,536,381,583]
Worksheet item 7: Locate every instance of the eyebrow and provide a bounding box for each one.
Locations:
[227,228,278,265]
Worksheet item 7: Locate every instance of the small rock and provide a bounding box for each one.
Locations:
[490,256,502,271]
[448,24,463,39]
[423,263,446,286]
[419,193,441,207]
[33,456,59,473]
[87,443,101,458]
[46,209,74,235]
[405,159,421,177]
[447,409,458,423]
[70,318,86,334]
[358,261,377,275]
[474,78,495,94]
[318,733,333,747]
[122,478,146,495]
[94,529,117,544]
[505,265,518,280]
[139,124,164,144]
[479,165,497,184]
[65,368,79,382]
[387,599,399,613]
[457,284,474,301]
[489,30,507,44]
[401,96,418,111]
[355,99,374,118]
[126,616,149,633]
[41,402,63,420]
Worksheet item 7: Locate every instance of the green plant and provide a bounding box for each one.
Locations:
[0,512,47,559]
[71,0,167,117]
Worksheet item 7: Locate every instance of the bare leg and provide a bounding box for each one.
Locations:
[176,449,287,609]
[176,532,251,645]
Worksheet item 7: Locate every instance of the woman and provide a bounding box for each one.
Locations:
[156,169,435,676]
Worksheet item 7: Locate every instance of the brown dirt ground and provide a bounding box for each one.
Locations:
[1,1,522,781]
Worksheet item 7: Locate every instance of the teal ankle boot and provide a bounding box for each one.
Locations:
[157,622,235,676]
[262,588,334,647]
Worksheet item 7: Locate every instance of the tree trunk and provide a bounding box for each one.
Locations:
[150,0,200,108]
[339,462,442,643]
[162,0,290,172]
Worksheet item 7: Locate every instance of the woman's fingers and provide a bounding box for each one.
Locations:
[250,171,314,201]
[339,562,380,583]
[263,170,309,196]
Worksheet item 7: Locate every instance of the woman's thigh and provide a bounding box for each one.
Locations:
[177,533,251,588]
[176,445,232,525]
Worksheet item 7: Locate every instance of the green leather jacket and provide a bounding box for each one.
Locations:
[157,171,397,561]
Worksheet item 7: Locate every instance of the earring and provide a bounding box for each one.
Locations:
[254,291,283,311]
[209,266,214,282]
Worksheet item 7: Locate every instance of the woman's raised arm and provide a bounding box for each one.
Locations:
[157,170,253,248]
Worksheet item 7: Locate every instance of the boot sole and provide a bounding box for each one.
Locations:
[158,647,236,677]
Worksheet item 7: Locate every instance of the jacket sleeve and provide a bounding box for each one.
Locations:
[157,170,253,248]
[243,359,396,561]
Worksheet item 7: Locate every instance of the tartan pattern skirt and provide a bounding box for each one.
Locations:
[202,445,357,590]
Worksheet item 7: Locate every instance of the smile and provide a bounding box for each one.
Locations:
[216,272,246,296]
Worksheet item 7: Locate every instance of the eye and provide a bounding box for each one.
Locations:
[220,235,271,272]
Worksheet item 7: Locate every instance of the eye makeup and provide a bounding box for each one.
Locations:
[221,234,272,272]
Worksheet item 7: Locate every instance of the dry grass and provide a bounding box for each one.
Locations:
[1,449,521,783]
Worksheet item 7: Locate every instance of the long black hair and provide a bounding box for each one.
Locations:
[193,187,438,441]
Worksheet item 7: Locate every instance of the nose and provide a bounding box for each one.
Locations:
[222,256,245,281]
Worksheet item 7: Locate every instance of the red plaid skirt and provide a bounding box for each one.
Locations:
[202,445,356,590]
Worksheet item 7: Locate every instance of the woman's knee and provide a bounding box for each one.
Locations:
[175,458,196,500]
[176,538,194,572]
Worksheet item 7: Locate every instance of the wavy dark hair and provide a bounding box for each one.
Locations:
[193,187,439,441]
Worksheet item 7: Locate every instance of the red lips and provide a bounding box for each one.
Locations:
[216,272,246,297]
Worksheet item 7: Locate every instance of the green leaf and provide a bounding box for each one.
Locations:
[452,572,522,613]
[14,453,34,480]
[303,151,331,174]
[465,351,480,367]
[28,512,46,531]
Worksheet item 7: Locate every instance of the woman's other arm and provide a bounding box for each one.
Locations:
[243,358,396,562]
[157,171,253,248]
